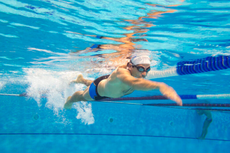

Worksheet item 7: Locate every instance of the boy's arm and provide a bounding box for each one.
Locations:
[117,68,182,106]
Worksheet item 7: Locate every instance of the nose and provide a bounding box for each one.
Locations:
[141,72,147,78]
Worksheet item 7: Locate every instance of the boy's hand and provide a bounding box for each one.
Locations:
[159,84,182,106]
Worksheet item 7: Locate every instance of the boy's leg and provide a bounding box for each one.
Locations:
[64,91,84,109]
[64,86,93,109]
[72,74,93,86]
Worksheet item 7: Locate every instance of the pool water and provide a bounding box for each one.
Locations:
[0,0,230,152]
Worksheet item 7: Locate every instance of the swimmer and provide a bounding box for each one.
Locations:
[64,54,182,109]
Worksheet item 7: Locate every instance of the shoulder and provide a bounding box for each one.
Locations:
[116,66,130,75]
[109,65,130,79]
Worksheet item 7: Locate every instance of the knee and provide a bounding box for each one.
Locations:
[69,91,85,102]
[73,91,84,96]
[77,91,88,101]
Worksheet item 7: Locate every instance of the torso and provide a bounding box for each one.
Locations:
[97,66,134,98]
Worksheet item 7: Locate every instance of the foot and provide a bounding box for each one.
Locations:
[198,133,206,140]
[64,96,73,109]
[71,74,84,84]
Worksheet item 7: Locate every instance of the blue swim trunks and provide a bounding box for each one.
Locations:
[89,75,110,100]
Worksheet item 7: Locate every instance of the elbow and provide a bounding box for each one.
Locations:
[132,80,166,91]
[157,82,167,89]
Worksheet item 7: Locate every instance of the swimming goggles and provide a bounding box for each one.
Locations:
[132,65,151,73]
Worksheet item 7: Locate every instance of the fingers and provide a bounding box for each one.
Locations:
[169,94,182,106]
[176,98,183,106]
[174,94,182,106]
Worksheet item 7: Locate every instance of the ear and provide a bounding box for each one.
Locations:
[127,62,132,67]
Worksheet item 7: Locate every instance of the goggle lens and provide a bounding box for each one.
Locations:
[136,66,150,73]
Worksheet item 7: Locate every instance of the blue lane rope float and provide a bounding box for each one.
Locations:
[101,94,230,101]
[1,93,230,100]
[0,133,229,142]
[177,55,230,75]
[1,93,230,109]
[147,55,230,79]
[96,101,230,112]
[1,92,230,111]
